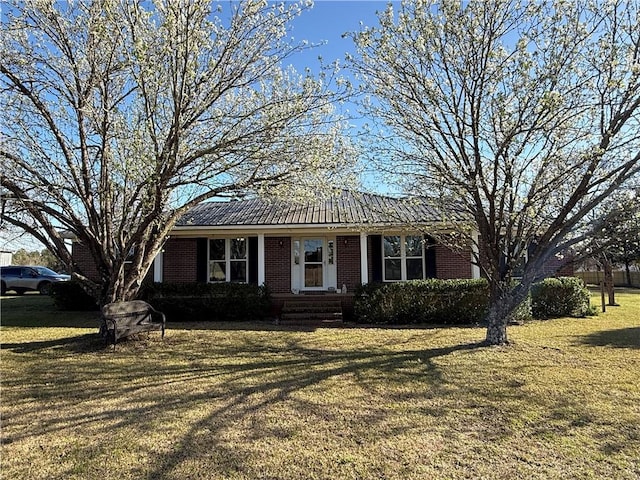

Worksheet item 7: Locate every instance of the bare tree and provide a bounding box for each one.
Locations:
[1,0,354,305]
[348,0,640,344]
[581,187,640,302]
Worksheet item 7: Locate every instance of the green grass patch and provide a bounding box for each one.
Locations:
[1,290,639,479]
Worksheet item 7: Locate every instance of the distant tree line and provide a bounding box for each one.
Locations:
[11,249,65,273]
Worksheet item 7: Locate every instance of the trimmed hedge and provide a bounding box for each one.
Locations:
[530,276,592,319]
[50,281,98,311]
[139,282,271,322]
[354,279,490,325]
[353,276,590,325]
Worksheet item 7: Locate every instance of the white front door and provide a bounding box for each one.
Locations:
[291,236,336,293]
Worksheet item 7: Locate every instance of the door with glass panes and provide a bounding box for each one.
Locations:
[302,238,324,289]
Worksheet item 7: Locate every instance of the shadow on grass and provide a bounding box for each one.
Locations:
[1,336,482,463]
[1,334,104,353]
[1,293,100,328]
[577,327,640,349]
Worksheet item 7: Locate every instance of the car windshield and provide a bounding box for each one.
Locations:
[33,267,60,276]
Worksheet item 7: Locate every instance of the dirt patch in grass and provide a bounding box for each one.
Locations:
[1,292,639,479]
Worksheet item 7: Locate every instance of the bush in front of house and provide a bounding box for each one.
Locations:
[530,276,592,319]
[50,280,99,311]
[354,279,490,325]
[139,282,271,321]
[354,276,592,325]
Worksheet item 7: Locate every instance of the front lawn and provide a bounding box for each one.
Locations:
[1,290,639,479]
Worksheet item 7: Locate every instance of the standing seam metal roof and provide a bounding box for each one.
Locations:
[176,190,443,227]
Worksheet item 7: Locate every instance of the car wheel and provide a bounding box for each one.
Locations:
[39,282,52,295]
[14,288,26,296]
[0,282,6,296]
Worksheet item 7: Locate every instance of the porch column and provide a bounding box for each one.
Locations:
[153,251,163,282]
[471,230,481,279]
[257,233,265,285]
[360,232,369,285]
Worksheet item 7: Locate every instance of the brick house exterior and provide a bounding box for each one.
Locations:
[73,191,482,292]
[70,191,573,319]
[132,191,482,294]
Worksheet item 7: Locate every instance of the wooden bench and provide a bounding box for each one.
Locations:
[100,300,166,346]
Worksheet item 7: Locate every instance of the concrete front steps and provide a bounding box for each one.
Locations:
[278,299,343,326]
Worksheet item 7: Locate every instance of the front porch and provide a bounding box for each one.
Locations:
[271,292,356,325]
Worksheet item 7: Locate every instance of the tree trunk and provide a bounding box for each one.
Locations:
[603,260,616,306]
[625,260,632,286]
[484,282,529,346]
[485,307,509,345]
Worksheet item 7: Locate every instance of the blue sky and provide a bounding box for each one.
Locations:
[286,1,393,193]
[287,1,387,69]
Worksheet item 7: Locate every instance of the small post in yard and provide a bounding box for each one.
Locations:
[600,281,606,313]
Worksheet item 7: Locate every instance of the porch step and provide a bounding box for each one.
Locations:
[279,300,343,325]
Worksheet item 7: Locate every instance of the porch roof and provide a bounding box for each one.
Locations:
[176,190,444,228]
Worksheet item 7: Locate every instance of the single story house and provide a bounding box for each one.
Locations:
[72,190,573,318]
[151,190,480,293]
[72,191,478,315]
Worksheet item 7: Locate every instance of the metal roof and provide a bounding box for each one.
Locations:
[176,191,443,228]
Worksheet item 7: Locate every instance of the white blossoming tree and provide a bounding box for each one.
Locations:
[1,0,354,305]
[348,0,640,344]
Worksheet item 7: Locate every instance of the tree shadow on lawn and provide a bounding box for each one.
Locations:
[134,340,484,479]
[167,320,483,333]
[6,329,631,478]
[1,294,100,328]
[576,327,640,349]
[1,333,104,354]
[2,337,482,471]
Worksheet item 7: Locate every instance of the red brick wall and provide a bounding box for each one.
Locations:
[265,237,291,293]
[435,244,472,279]
[542,251,575,277]
[71,242,101,282]
[337,235,361,290]
[163,238,198,283]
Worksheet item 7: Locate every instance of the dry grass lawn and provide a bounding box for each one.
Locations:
[1,290,639,479]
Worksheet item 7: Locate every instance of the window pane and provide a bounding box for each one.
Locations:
[405,236,424,257]
[384,259,401,281]
[406,258,424,280]
[383,236,401,257]
[230,238,246,259]
[230,261,246,282]
[210,239,225,260]
[210,261,226,282]
[304,239,323,263]
[305,264,323,287]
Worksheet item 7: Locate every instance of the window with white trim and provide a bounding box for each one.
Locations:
[209,238,247,282]
[383,235,425,281]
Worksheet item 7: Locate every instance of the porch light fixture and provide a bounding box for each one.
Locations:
[278,239,284,248]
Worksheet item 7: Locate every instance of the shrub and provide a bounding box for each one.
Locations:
[509,294,533,324]
[50,281,98,311]
[530,276,592,319]
[354,279,490,325]
[354,276,592,325]
[139,282,271,321]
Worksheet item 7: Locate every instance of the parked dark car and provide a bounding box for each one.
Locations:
[0,265,70,296]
